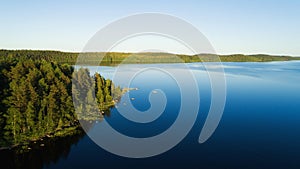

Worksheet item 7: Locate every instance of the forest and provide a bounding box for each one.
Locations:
[0,49,299,148]
[0,49,299,65]
[0,59,122,148]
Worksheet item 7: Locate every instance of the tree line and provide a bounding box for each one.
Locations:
[1,49,299,65]
[0,59,122,147]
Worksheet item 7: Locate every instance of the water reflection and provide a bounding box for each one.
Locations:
[1,62,300,169]
[0,109,112,169]
[0,130,85,169]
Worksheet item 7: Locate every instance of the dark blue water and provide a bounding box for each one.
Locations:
[4,61,300,169]
[50,61,300,168]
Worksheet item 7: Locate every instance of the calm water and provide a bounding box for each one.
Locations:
[2,61,300,169]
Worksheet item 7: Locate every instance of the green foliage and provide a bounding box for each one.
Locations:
[72,68,98,120]
[0,49,299,66]
[0,59,118,147]
[72,70,121,121]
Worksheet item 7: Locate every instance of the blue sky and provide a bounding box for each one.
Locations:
[0,0,299,56]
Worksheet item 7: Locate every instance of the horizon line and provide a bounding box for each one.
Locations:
[0,48,299,58]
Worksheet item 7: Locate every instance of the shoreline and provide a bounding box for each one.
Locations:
[0,125,83,151]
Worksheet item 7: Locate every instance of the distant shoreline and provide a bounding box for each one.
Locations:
[1,49,299,65]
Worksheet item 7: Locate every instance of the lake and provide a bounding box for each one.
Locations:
[1,61,300,169]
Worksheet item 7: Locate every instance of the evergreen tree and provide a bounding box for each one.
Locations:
[0,59,120,146]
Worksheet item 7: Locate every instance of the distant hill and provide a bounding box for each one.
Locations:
[1,49,299,65]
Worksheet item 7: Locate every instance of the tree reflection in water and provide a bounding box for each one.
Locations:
[0,110,111,169]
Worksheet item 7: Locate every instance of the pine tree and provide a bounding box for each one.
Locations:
[4,107,22,143]
[0,59,120,146]
[25,101,35,134]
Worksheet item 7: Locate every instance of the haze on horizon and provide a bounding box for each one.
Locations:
[0,0,299,56]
